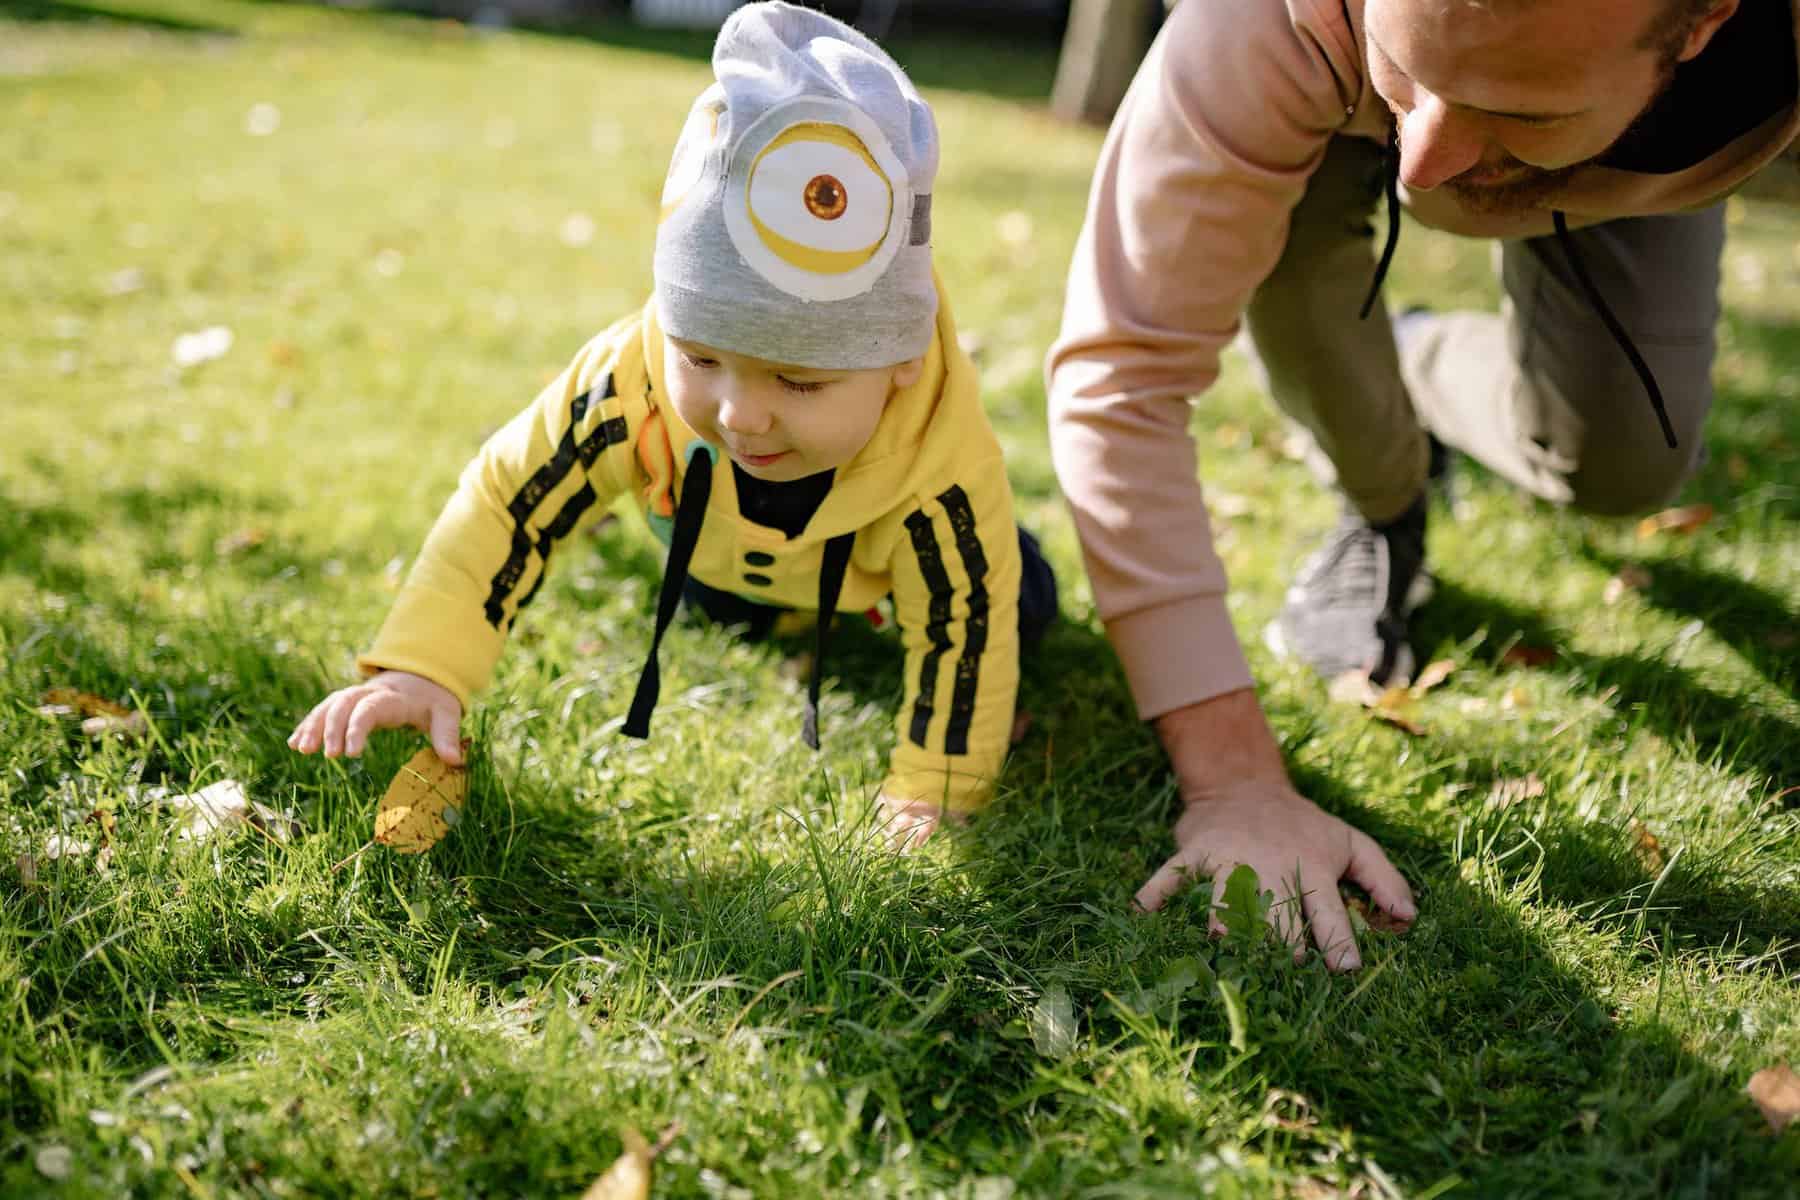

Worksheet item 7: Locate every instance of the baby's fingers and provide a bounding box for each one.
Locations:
[342,689,419,757]
[428,703,464,766]
[289,693,342,755]
[320,688,374,758]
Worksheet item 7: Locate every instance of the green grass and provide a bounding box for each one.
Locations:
[3,2,1797,1195]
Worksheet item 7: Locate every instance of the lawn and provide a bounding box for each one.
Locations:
[2,1,1797,1196]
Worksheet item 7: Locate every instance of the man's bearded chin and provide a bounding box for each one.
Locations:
[1441,161,1581,215]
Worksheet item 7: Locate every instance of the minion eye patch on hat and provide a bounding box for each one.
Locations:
[730,106,905,301]
[653,1,939,371]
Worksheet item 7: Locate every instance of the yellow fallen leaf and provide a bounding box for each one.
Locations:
[375,745,468,854]
[581,1126,679,1200]
[1635,502,1715,539]
[1747,1063,1800,1133]
[1330,673,1428,734]
[1411,659,1456,696]
[1371,685,1427,736]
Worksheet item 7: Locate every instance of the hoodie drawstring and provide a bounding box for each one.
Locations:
[624,444,714,739]
[624,440,855,749]
[803,532,856,750]
[1550,210,1678,449]
[1357,148,1676,449]
[1359,135,1403,320]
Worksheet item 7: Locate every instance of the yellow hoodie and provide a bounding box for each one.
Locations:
[360,293,1022,813]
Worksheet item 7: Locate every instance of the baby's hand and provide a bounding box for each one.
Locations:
[874,791,967,853]
[288,670,464,765]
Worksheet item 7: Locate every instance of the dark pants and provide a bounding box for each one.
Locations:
[1245,134,1722,524]
[683,525,1059,653]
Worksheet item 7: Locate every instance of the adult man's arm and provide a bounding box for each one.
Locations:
[1046,0,1415,965]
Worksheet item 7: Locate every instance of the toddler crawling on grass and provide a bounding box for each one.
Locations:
[289,2,1055,846]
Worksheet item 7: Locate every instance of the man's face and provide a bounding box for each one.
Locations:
[1363,0,1733,215]
[663,337,921,483]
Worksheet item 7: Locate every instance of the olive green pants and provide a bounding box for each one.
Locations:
[1245,135,1726,524]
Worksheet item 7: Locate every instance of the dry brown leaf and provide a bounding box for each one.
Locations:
[375,744,468,854]
[581,1125,679,1200]
[1329,673,1429,734]
[16,854,37,886]
[1726,453,1750,482]
[1603,564,1653,605]
[1628,819,1666,873]
[1488,774,1546,809]
[1635,502,1715,539]
[1411,659,1456,695]
[1500,645,1557,669]
[214,528,267,556]
[40,688,131,719]
[1344,894,1412,933]
[1746,1063,1800,1133]
[151,780,297,843]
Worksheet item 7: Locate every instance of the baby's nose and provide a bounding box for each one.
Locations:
[716,386,772,435]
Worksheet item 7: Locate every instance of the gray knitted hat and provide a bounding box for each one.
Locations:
[653,1,938,370]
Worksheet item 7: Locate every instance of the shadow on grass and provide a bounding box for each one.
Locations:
[0,0,233,32]
[1579,546,1799,696]
[1419,578,1798,793]
[420,684,1799,1194]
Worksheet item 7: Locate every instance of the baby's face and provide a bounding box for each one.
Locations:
[664,337,922,482]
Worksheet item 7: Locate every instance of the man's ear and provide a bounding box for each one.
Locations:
[1678,0,1740,62]
[892,356,925,389]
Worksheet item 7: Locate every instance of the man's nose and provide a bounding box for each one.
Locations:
[715,382,772,436]
[1396,94,1485,191]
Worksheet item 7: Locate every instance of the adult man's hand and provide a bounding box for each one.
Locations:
[1137,688,1416,971]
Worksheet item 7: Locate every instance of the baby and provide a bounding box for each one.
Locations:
[289,1,1056,845]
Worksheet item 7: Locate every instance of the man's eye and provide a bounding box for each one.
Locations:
[681,352,717,368]
[779,377,826,394]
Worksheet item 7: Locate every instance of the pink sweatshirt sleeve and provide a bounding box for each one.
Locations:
[1046,0,1364,719]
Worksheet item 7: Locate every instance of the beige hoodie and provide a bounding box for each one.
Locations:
[1047,0,1800,720]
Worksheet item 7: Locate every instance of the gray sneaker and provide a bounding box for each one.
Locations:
[1264,494,1433,685]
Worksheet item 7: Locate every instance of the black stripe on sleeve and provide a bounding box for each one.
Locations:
[482,378,621,629]
[937,485,989,756]
[903,507,955,748]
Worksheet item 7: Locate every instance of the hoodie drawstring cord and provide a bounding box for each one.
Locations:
[1551,210,1678,449]
[624,444,714,739]
[1359,135,1403,320]
[803,532,856,750]
[1357,148,1677,450]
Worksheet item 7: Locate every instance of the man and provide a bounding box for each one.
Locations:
[1047,0,1797,969]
